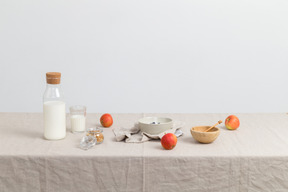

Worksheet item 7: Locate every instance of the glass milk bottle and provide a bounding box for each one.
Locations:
[43,72,66,140]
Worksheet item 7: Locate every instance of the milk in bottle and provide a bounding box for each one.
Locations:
[43,72,66,140]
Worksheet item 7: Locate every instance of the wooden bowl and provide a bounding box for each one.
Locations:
[190,126,220,144]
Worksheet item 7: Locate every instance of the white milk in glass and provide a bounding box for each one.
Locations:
[71,115,86,132]
[44,101,66,140]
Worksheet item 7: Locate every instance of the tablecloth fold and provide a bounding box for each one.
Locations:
[113,121,184,143]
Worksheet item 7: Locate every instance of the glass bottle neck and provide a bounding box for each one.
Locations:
[43,83,64,102]
[46,83,61,88]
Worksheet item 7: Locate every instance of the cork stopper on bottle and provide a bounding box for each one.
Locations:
[46,72,61,84]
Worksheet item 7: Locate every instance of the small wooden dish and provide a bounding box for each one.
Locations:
[190,126,220,144]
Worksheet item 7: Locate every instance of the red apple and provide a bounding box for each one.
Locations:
[161,133,177,150]
[225,115,240,130]
[100,113,113,128]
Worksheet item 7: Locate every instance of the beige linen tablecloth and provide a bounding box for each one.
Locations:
[1,113,288,192]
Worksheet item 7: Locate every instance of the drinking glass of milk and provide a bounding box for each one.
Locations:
[70,106,86,133]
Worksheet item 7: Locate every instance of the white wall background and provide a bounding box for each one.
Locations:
[1,0,288,113]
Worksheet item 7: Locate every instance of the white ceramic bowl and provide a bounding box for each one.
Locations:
[138,117,173,135]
